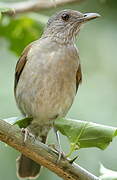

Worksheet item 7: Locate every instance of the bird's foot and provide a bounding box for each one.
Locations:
[48,144,66,163]
[48,143,57,150]
[53,127,66,163]
[21,128,35,143]
[56,148,66,163]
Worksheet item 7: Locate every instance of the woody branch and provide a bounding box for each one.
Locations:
[0,119,99,180]
[0,0,85,15]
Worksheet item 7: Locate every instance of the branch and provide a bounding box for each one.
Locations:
[0,0,84,15]
[0,119,99,180]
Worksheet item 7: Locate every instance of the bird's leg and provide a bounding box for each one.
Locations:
[21,128,35,143]
[21,128,29,142]
[53,127,64,163]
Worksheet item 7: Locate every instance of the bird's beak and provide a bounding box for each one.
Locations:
[82,13,101,22]
[79,13,101,23]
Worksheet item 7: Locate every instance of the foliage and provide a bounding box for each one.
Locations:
[4,116,32,128]
[0,16,43,55]
[4,117,117,157]
[55,118,117,156]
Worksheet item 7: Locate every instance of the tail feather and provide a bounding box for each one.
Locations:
[17,155,41,179]
[16,133,47,179]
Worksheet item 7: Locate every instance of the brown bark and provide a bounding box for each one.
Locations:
[0,119,99,180]
[0,0,84,15]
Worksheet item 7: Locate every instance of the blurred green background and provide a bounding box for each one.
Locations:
[0,0,117,179]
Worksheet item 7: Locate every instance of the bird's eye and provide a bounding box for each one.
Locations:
[61,13,70,21]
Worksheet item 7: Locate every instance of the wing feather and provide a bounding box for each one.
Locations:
[14,43,32,93]
[76,64,82,93]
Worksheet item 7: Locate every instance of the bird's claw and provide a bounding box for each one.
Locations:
[21,128,35,143]
[48,144,65,163]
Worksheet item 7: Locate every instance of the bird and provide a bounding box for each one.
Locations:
[14,9,100,179]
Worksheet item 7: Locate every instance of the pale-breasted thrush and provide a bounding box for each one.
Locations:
[14,9,100,179]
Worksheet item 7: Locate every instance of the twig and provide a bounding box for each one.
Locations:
[0,119,99,180]
[0,0,84,15]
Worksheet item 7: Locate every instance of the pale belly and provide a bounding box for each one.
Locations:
[16,71,76,122]
[15,42,79,124]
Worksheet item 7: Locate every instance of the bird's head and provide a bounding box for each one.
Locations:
[43,9,100,44]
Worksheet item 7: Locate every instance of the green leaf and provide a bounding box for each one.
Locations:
[14,117,32,128]
[3,117,117,155]
[0,16,43,55]
[4,116,32,128]
[99,164,117,180]
[55,118,117,155]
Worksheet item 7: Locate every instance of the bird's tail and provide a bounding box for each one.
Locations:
[16,135,47,179]
[17,155,41,179]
